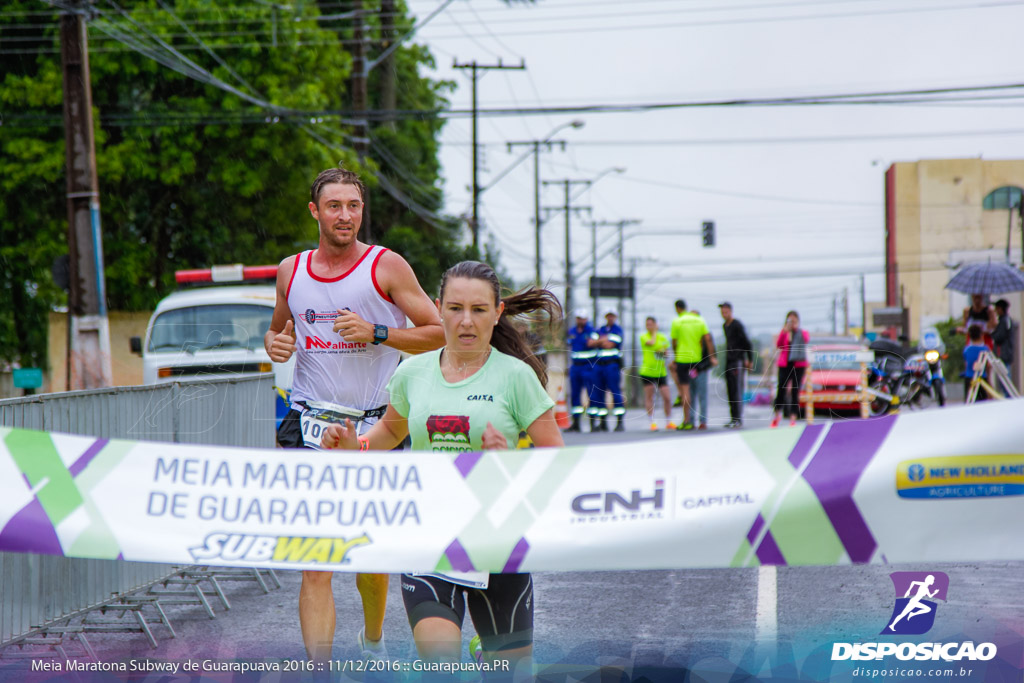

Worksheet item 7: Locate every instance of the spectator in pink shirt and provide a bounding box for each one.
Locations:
[770,310,810,428]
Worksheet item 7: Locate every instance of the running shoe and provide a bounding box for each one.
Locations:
[769,415,780,429]
[677,422,694,431]
[650,422,658,431]
[789,417,798,427]
[469,634,483,664]
[667,422,677,430]
[673,397,682,407]
[357,627,387,660]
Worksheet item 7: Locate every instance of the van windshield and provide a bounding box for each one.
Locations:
[148,304,273,353]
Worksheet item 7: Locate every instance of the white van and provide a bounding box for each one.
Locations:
[130,265,295,425]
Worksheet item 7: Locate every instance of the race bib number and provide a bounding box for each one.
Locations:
[299,401,367,449]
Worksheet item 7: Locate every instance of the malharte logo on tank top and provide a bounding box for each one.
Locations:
[304,335,368,353]
[426,415,472,452]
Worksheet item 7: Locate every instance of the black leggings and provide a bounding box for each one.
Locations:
[776,365,806,418]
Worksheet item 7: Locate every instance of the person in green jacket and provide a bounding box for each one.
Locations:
[639,316,675,430]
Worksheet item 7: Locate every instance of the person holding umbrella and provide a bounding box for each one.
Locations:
[960,294,997,349]
[946,262,1024,351]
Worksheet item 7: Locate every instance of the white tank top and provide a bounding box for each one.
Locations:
[287,246,407,412]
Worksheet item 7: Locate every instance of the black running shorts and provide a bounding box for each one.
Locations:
[675,362,698,386]
[276,408,312,449]
[400,573,534,652]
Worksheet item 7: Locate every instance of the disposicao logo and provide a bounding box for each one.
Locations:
[896,455,1024,499]
[831,571,998,662]
[882,571,948,635]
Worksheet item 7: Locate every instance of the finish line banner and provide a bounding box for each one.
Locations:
[0,400,1022,572]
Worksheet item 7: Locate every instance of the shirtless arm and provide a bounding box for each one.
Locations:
[264,255,298,362]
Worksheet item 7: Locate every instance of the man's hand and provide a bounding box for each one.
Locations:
[744,360,753,370]
[481,422,508,451]
[269,320,297,362]
[321,419,360,450]
[333,309,374,343]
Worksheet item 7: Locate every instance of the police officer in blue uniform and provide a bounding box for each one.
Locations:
[594,309,626,431]
[566,308,599,432]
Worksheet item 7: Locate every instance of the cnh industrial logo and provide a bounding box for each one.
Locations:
[571,479,664,514]
[832,572,997,662]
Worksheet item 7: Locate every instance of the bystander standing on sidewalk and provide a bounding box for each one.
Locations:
[770,311,809,428]
[992,299,1015,373]
[719,302,754,429]
[639,316,674,430]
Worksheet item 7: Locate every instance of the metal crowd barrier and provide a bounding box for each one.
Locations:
[0,374,276,647]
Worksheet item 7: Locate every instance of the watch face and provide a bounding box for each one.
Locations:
[374,324,388,342]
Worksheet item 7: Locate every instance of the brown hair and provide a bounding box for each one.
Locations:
[311,167,366,205]
[439,261,563,387]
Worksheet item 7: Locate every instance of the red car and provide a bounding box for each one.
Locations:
[799,343,869,416]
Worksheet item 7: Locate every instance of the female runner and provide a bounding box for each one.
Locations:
[322,260,564,680]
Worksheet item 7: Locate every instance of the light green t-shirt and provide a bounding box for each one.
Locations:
[639,331,670,377]
[387,348,554,452]
[669,312,709,363]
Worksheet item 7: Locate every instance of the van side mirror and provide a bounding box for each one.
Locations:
[130,336,143,355]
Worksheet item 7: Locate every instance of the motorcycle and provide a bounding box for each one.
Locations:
[866,337,906,416]
[866,360,902,416]
[899,327,947,409]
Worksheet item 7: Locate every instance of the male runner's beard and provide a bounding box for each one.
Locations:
[322,219,358,247]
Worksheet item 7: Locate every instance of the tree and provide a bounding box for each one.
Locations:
[0,0,478,370]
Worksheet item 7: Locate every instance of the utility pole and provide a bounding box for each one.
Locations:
[60,1,112,390]
[543,179,591,326]
[453,58,525,250]
[843,287,850,336]
[379,0,397,133]
[860,274,867,337]
[507,138,567,285]
[351,2,372,242]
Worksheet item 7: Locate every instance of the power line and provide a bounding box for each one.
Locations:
[441,127,1024,147]
[413,0,1024,38]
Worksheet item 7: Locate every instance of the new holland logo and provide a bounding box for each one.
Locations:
[896,456,1024,499]
[189,533,370,565]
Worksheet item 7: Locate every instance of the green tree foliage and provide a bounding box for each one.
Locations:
[0,0,478,369]
[935,317,965,379]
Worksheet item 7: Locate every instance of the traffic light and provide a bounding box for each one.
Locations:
[702,221,715,247]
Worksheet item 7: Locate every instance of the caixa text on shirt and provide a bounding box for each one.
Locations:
[570,479,664,523]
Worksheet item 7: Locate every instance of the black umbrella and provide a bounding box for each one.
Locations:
[944,261,1024,294]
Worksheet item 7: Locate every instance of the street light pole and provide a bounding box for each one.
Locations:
[543,179,591,324]
[502,120,584,284]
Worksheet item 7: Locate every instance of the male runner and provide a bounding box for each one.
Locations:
[264,167,444,662]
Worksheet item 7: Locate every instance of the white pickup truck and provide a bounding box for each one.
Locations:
[130,265,294,426]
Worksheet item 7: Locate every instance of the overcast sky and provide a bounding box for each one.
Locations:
[398,0,1024,338]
